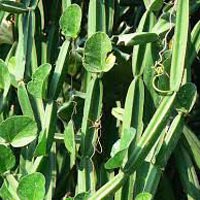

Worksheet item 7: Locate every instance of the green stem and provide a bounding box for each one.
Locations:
[88,172,127,200]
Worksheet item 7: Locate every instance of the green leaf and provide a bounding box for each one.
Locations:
[110,139,121,157]
[152,9,175,36]
[74,192,89,200]
[27,63,52,99]
[105,149,127,169]
[0,116,37,147]
[149,0,163,11]
[105,128,136,169]
[7,57,18,88]
[60,4,82,38]
[0,145,15,174]
[0,59,10,97]
[143,0,163,11]
[135,192,153,200]
[17,81,35,119]
[175,83,197,114]
[0,181,15,200]
[34,129,47,156]
[64,120,75,153]
[83,32,115,73]
[57,101,76,123]
[0,178,19,200]
[0,1,29,13]
[17,172,45,200]
[64,120,76,167]
[120,128,136,149]
[117,32,159,46]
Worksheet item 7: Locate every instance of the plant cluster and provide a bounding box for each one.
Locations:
[0,0,200,200]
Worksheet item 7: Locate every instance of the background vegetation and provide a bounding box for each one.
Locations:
[0,0,200,199]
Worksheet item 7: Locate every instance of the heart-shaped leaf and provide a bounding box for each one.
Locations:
[0,116,37,147]
[27,63,51,99]
[83,32,115,73]
[0,145,15,174]
[17,172,45,200]
[60,4,82,38]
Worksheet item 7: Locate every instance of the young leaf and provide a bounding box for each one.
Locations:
[83,32,115,73]
[0,145,15,174]
[17,172,45,200]
[0,116,37,147]
[60,4,82,39]
[27,63,52,99]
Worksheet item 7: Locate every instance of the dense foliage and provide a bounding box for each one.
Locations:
[0,0,200,200]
